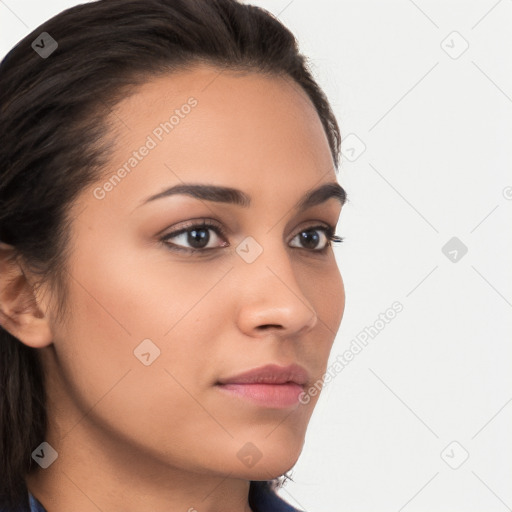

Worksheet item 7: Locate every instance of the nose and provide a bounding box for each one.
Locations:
[234,246,318,339]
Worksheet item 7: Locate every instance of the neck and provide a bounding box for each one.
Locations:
[26,437,254,512]
[25,350,254,512]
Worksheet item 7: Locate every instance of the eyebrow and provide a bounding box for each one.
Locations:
[138,181,347,211]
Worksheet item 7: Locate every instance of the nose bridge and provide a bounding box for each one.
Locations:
[233,234,318,335]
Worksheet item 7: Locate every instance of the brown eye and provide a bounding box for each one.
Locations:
[161,220,229,253]
[289,225,342,252]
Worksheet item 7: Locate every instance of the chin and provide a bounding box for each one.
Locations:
[233,436,304,480]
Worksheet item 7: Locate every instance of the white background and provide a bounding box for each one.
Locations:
[1,1,511,511]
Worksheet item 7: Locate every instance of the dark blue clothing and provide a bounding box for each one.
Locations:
[3,481,302,512]
[249,481,303,511]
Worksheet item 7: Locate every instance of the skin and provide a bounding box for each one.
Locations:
[2,64,345,512]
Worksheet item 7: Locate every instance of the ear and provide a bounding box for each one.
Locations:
[0,242,53,348]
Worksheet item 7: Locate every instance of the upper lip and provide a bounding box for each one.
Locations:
[216,364,309,386]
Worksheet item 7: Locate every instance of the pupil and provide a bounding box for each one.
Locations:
[188,228,209,248]
[301,230,319,249]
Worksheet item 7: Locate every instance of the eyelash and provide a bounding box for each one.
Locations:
[160,219,344,255]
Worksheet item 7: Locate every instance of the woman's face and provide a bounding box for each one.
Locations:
[40,64,345,480]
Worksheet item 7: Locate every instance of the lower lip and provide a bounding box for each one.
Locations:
[216,383,304,408]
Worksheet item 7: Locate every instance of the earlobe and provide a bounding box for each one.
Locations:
[0,242,53,348]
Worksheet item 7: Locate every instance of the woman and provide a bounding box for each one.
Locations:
[0,0,347,510]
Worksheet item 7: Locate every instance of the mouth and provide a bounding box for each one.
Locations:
[215,363,309,409]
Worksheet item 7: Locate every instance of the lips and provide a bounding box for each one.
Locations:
[215,364,309,409]
[216,363,309,387]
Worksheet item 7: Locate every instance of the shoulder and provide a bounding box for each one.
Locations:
[249,481,304,512]
[28,494,45,512]
[0,493,46,512]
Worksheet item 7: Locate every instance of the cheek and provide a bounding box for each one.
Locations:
[53,238,235,414]
[300,257,345,335]
[51,247,237,463]
[66,227,231,335]
[296,260,345,378]
[326,265,345,331]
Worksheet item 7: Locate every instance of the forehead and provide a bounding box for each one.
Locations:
[83,64,336,218]
[116,63,318,123]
